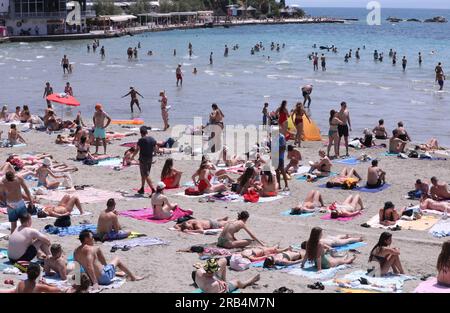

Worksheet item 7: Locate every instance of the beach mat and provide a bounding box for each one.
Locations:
[297,172,337,182]
[323,270,415,293]
[281,210,314,218]
[289,165,311,176]
[36,187,125,204]
[414,277,450,293]
[318,183,391,193]
[333,242,367,252]
[333,157,360,165]
[94,157,122,167]
[429,219,450,238]
[43,275,125,292]
[381,152,399,157]
[104,237,169,248]
[120,142,137,148]
[320,212,361,222]
[119,206,192,224]
[365,214,438,231]
[284,264,351,281]
[43,224,97,237]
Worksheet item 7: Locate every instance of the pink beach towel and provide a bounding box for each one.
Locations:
[320,212,361,222]
[414,278,450,293]
[119,206,193,224]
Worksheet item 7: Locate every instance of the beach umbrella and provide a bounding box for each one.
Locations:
[46,93,80,119]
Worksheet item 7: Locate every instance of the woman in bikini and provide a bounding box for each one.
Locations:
[39,195,84,218]
[256,165,278,197]
[150,182,178,220]
[275,100,289,136]
[379,201,404,226]
[75,136,92,161]
[19,105,31,123]
[301,227,356,271]
[329,195,364,219]
[0,105,8,122]
[192,161,227,194]
[161,158,182,189]
[36,158,66,189]
[369,232,404,276]
[122,147,139,166]
[240,245,291,262]
[437,241,450,287]
[159,91,170,131]
[291,190,325,214]
[236,167,257,195]
[175,217,229,233]
[327,110,344,159]
[217,211,264,249]
[291,102,311,147]
[263,249,306,268]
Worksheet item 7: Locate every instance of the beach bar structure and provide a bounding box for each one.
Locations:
[92,14,138,31]
[137,11,206,26]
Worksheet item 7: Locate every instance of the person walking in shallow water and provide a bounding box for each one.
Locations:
[435,62,445,91]
[122,87,144,113]
[176,64,183,87]
[402,56,407,71]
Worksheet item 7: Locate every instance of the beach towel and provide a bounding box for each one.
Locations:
[364,214,400,230]
[297,172,337,182]
[399,215,439,231]
[94,157,122,167]
[36,187,125,204]
[355,184,392,193]
[429,219,450,238]
[281,210,314,218]
[418,156,448,161]
[382,152,399,156]
[337,287,380,293]
[332,242,367,252]
[43,275,125,292]
[284,263,351,281]
[120,142,137,148]
[104,237,169,248]
[174,191,216,198]
[32,210,92,221]
[250,261,296,270]
[43,224,97,237]
[289,165,311,176]
[320,212,361,222]
[333,157,361,165]
[119,206,192,224]
[192,288,240,293]
[414,278,450,293]
[323,270,415,293]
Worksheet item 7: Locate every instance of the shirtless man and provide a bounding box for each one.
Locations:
[74,230,143,290]
[175,217,229,233]
[176,64,183,87]
[7,213,51,263]
[389,129,407,153]
[330,195,365,219]
[96,198,130,242]
[308,150,332,177]
[291,190,325,214]
[366,159,386,188]
[43,82,53,106]
[337,101,352,156]
[92,103,112,155]
[39,195,84,218]
[373,119,388,139]
[61,55,70,74]
[122,87,144,113]
[301,84,313,108]
[430,177,450,200]
[414,179,429,199]
[0,171,34,233]
[285,145,302,174]
[12,263,60,293]
[7,124,26,145]
[217,211,264,249]
[395,121,411,142]
[195,258,260,293]
[44,244,73,280]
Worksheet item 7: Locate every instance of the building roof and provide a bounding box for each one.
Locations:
[99,15,137,22]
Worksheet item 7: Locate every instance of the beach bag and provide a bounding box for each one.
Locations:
[27,202,37,215]
[185,187,201,196]
[408,150,419,158]
[83,159,99,165]
[54,216,71,227]
[164,137,175,148]
[243,190,259,203]
[230,254,251,271]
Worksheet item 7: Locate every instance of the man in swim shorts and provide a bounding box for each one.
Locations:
[96,199,130,242]
[176,64,183,87]
[74,230,143,289]
[366,159,386,188]
[0,171,34,233]
[301,85,313,108]
[92,103,111,155]
[122,87,144,113]
[337,101,352,156]
[61,55,70,74]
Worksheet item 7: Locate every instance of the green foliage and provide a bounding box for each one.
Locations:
[93,0,123,16]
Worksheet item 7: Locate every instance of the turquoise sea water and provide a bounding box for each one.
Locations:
[0,8,449,144]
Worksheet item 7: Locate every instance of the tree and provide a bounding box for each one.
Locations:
[93,0,123,15]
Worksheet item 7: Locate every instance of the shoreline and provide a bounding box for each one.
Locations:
[0,18,345,43]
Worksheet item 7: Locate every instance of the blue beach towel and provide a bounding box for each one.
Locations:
[355,183,391,193]
[333,157,360,165]
[281,210,314,218]
[382,152,399,156]
[94,157,122,167]
[43,224,97,237]
[332,242,367,252]
[296,172,337,182]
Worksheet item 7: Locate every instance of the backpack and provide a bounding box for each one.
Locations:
[408,150,419,158]
[54,215,71,227]
[185,187,201,196]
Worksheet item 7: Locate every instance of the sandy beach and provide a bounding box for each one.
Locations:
[1,122,449,293]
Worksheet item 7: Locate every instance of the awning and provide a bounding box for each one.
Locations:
[100,15,137,22]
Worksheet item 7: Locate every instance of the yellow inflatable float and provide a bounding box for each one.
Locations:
[287,114,322,141]
[111,119,144,125]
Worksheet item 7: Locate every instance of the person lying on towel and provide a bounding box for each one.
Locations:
[96,198,130,242]
[329,195,365,219]
[174,217,229,233]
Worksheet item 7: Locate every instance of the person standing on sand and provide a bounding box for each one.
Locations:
[74,230,143,290]
[337,101,352,157]
[176,64,183,87]
[61,55,70,74]
[159,90,169,130]
[43,82,53,106]
[122,87,143,113]
[92,103,111,155]
[301,85,313,108]
[132,126,157,195]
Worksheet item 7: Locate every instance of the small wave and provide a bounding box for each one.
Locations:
[276,60,291,65]
[36,56,45,59]
[286,75,300,79]
[80,63,95,66]
[243,70,253,74]
[222,72,233,77]
[19,42,29,45]
[44,46,53,49]
[135,63,144,67]
[0,63,5,65]
[107,64,125,68]
[267,74,280,80]
[410,99,425,105]
[182,63,192,66]
[204,70,214,76]
[18,59,34,63]
[377,86,392,90]
[357,82,370,86]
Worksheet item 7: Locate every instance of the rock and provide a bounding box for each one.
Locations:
[424,16,448,23]
[406,18,421,22]
[386,17,403,23]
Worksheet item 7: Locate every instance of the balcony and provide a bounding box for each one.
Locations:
[14,10,96,18]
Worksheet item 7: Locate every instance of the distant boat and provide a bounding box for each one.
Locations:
[386,17,402,23]
[424,16,448,23]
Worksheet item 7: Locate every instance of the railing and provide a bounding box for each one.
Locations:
[13,10,96,18]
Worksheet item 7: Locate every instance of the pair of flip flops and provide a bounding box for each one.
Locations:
[307,282,325,290]
[110,245,131,253]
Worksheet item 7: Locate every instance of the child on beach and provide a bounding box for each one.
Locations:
[122,147,139,166]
